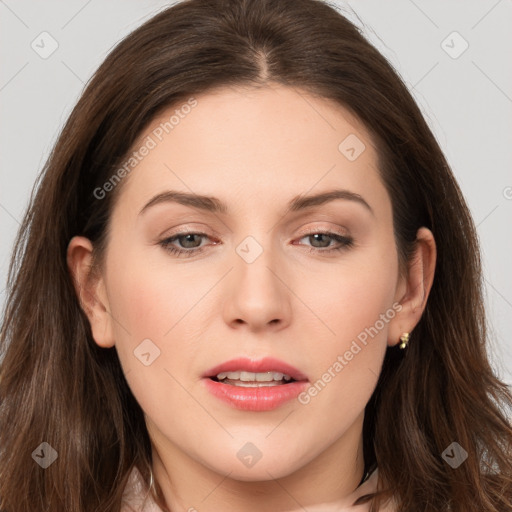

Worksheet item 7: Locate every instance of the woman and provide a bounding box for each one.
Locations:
[1,0,511,511]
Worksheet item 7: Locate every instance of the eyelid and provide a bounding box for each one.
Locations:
[158,223,219,239]
[297,225,349,237]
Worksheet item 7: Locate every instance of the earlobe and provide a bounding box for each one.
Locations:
[66,236,115,348]
[388,227,437,347]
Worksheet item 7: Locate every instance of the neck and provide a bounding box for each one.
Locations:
[149,411,370,512]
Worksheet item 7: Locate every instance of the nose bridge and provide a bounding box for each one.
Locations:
[225,232,291,329]
[234,233,281,298]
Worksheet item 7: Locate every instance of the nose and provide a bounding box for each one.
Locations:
[222,240,292,333]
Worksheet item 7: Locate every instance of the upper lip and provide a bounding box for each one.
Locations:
[203,357,308,381]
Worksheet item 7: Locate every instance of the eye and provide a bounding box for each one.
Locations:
[296,231,354,254]
[158,230,354,258]
[159,232,214,258]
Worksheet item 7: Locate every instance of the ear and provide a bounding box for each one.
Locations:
[66,236,115,348]
[388,227,437,347]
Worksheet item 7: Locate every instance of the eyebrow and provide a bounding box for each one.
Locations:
[138,188,374,216]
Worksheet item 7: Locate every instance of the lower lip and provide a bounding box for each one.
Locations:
[203,378,309,411]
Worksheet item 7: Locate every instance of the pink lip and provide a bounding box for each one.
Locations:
[202,357,309,412]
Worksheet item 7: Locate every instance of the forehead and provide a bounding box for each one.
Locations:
[113,83,385,217]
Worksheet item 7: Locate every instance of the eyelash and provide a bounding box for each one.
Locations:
[158,230,354,258]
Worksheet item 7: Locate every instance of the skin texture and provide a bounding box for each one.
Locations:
[67,83,436,512]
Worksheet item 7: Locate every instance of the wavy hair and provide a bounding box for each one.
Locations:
[1,0,511,510]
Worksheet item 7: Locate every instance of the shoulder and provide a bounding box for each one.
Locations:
[121,466,164,512]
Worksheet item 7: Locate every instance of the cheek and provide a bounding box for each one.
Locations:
[105,244,212,340]
[103,245,215,397]
[308,254,398,347]
[104,257,201,427]
[298,245,398,402]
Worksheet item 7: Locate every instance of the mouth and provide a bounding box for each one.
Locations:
[202,357,309,411]
[210,370,297,387]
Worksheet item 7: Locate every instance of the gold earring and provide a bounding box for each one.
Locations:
[399,332,410,349]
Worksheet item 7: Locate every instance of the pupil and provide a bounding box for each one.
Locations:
[311,234,330,248]
[181,234,200,248]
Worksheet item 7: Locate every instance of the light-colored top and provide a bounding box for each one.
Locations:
[121,467,162,512]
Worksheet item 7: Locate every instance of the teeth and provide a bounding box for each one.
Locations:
[216,371,293,382]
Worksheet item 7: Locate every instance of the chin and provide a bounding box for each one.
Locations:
[198,447,307,482]
[217,463,297,482]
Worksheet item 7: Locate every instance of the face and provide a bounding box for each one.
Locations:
[75,83,412,482]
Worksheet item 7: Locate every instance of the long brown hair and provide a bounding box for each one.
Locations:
[1,0,511,510]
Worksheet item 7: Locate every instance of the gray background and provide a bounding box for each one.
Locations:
[1,0,511,385]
